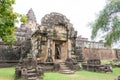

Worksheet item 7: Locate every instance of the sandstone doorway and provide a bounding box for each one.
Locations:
[55,44,61,59]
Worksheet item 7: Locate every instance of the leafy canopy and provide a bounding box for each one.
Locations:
[91,0,120,47]
[0,0,26,44]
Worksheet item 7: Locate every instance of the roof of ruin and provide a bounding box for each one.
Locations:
[41,12,70,28]
[26,8,37,22]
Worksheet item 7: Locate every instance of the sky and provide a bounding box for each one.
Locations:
[13,0,106,40]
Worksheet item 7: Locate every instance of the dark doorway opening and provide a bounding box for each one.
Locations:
[55,44,61,59]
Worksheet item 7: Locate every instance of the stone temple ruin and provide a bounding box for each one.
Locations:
[32,12,77,61]
[15,10,81,79]
[31,12,80,73]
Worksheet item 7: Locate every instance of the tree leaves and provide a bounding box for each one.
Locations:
[20,15,27,23]
[0,0,26,44]
[0,0,16,44]
[91,0,120,47]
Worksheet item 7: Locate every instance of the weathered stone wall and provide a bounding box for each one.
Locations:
[61,42,68,61]
[98,49,116,60]
[82,48,116,60]
[0,46,21,60]
[116,49,120,59]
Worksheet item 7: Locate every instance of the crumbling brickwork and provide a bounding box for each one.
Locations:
[82,48,116,60]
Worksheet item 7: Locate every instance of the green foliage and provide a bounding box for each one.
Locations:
[20,14,27,23]
[0,0,26,44]
[91,0,120,47]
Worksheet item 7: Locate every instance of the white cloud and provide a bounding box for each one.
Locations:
[13,0,106,40]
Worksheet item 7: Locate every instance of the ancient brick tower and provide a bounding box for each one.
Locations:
[20,8,38,32]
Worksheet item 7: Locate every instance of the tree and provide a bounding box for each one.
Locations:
[91,0,120,47]
[0,0,26,44]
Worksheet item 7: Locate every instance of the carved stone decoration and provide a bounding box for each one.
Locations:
[46,48,53,62]
[15,54,44,80]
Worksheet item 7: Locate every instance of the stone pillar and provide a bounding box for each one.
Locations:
[47,39,51,57]
[68,50,71,58]
[48,39,50,48]
[68,39,72,58]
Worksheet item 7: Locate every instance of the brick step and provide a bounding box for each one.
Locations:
[59,62,75,74]
[27,76,39,80]
[60,66,69,69]
[60,68,69,70]
[60,67,69,69]
[60,63,69,67]
[27,69,36,73]
[60,63,69,69]
[60,64,66,66]
[60,63,65,65]
[59,70,75,74]
[27,66,37,69]
[55,60,64,63]
[27,73,36,76]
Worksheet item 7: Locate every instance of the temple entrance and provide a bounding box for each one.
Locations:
[55,44,61,59]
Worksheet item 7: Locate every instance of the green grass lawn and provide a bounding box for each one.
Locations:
[0,67,15,80]
[0,67,120,80]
